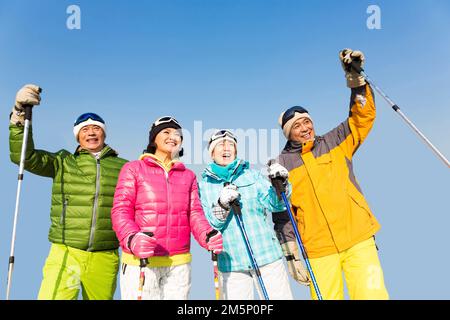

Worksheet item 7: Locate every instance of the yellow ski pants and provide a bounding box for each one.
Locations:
[38,244,119,300]
[308,237,389,300]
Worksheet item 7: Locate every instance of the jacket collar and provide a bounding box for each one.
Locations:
[74,144,117,158]
[202,158,248,183]
[282,138,320,155]
[140,153,186,172]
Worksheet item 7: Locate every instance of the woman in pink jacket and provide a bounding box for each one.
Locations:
[111,116,223,300]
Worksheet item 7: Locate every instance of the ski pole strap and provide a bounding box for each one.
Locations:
[285,254,295,261]
[206,229,218,243]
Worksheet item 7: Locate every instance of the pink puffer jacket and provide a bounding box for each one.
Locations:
[111,156,214,256]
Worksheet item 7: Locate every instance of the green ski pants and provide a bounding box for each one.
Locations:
[38,243,119,300]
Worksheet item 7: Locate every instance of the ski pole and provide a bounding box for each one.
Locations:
[137,231,153,300]
[211,253,220,300]
[137,258,148,300]
[231,200,269,300]
[206,229,220,300]
[271,177,323,300]
[350,61,450,168]
[225,183,269,300]
[6,98,39,300]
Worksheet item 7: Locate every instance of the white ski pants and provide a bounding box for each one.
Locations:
[220,258,293,300]
[120,263,191,300]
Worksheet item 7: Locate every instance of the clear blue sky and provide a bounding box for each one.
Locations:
[1,0,449,300]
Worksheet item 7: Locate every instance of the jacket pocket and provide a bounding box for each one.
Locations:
[60,199,68,225]
[316,153,332,165]
[348,191,373,224]
[315,153,333,182]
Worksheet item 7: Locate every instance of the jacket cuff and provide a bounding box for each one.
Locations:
[122,233,136,254]
[199,229,213,249]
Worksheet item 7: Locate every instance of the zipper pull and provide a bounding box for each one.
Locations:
[60,198,68,225]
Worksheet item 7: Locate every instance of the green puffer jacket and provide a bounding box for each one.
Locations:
[9,124,128,251]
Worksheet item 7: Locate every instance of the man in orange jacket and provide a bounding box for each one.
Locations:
[273,49,389,300]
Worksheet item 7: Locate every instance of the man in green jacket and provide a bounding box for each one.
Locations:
[9,84,128,300]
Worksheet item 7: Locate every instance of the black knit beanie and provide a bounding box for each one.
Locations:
[145,118,183,156]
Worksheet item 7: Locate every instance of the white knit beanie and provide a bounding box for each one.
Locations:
[73,116,106,141]
[208,130,238,158]
[209,137,237,158]
[278,107,312,140]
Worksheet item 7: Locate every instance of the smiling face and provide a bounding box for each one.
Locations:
[212,140,237,166]
[289,117,315,143]
[154,127,182,158]
[78,124,105,153]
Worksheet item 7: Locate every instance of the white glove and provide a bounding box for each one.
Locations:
[339,49,366,88]
[281,241,310,286]
[268,163,289,194]
[268,163,289,179]
[218,184,240,210]
[10,84,42,125]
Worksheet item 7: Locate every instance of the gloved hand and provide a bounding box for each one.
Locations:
[268,163,289,180]
[206,230,223,254]
[268,163,289,193]
[281,241,310,286]
[212,202,230,221]
[10,84,42,125]
[128,232,157,259]
[218,184,240,210]
[339,49,366,88]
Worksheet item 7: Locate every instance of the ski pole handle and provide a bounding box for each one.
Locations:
[211,251,218,273]
[230,200,241,216]
[270,177,285,201]
[139,258,148,268]
[342,54,364,74]
[138,231,154,268]
[206,230,219,262]
[350,60,364,74]
[21,87,42,121]
[211,252,218,261]
[223,182,242,216]
[23,105,33,121]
